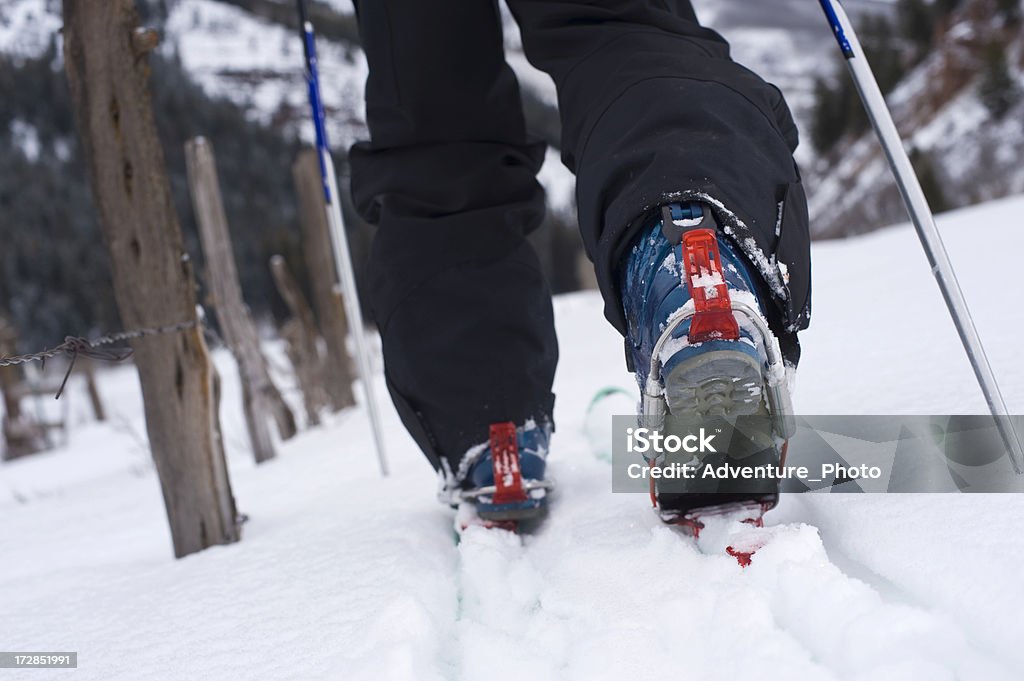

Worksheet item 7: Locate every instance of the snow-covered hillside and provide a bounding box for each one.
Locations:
[808,2,1024,237]
[0,0,899,221]
[0,0,61,59]
[164,0,368,146]
[691,0,898,168]
[2,195,1024,680]
[0,0,370,148]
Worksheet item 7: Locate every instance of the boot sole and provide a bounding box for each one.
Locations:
[663,349,765,418]
[657,349,780,517]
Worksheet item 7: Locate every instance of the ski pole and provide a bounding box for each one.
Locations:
[296,0,389,477]
[817,0,1024,474]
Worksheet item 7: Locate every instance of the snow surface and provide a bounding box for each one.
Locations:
[3,196,1024,679]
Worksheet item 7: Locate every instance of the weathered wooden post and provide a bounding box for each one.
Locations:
[0,319,44,461]
[185,137,297,463]
[63,0,239,557]
[80,357,107,423]
[270,255,331,426]
[292,149,356,411]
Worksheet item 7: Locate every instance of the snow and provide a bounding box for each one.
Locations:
[691,270,725,292]
[808,10,1024,235]
[4,112,1024,681]
[536,147,575,218]
[498,1,557,108]
[0,0,371,150]
[162,0,369,149]
[0,0,919,232]
[797,195,1024,415]
[9,118,40,161]
[0,0,61,60]
[0,0,578,219]
[314,0,355,15]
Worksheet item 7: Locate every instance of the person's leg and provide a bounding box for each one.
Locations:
[349,0,558,482]
[507,0,810,363]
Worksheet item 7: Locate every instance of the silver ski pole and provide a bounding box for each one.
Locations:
[817,0,1024,473]
[296,1,389,476]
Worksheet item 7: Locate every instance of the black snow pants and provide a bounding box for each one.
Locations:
[348,0,811,478]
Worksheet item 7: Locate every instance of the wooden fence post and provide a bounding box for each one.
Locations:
[0,319,44,461]
[63,0,239,557]
[292,149,356,411]
[81,357,107,422]
[185,137,297,463]
[270,255,329,427]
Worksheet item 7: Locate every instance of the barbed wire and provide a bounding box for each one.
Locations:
[0,319,201,399]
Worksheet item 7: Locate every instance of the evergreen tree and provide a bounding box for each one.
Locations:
[996,0,1022,24]
[810,14,902,154]
[909,148,950,213]
[810,76,842,154]
[0,48,308,349]
[979,40,1020,120]
[859,14,906,95]
[934,0,964,21]
[897,0,935,53]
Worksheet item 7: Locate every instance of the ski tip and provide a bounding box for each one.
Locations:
[453,502,524,542]
[725,545,756,568]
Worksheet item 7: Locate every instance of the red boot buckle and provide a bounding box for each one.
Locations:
[489,422,527,505]
[681,228,740,344]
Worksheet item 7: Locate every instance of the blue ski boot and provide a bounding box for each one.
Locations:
[622,201,795,525]
[452,419,553,531]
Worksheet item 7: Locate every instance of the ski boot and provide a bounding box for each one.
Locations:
[450,419,553,533]
[621,201,795,531]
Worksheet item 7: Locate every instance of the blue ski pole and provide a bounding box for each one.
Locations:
[296,0,388,476]
[817,0,1024,473]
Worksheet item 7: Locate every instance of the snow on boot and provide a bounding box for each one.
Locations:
[621,201,795,523]
[451,420,553,531]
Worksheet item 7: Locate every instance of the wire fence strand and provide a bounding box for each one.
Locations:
[0,319,201,399]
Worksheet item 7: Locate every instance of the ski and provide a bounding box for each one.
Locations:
[454,502,520,539]
[451,422,553,540]
[586,384,782,567]
[660,499,776,567]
